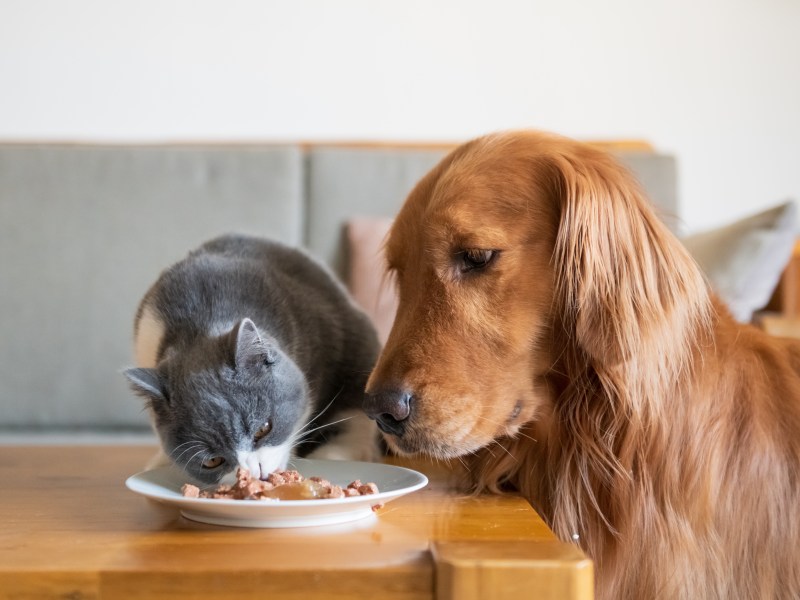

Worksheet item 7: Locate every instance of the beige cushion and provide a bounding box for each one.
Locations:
[683,201,797,322]
[306,147,449,279]
[347,218,397,345]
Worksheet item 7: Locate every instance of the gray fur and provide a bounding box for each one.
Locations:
[123,234,380,484]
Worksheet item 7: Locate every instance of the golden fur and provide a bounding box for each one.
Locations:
[366,130,800,599]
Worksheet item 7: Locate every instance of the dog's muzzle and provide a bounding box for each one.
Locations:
[363,389,412,437]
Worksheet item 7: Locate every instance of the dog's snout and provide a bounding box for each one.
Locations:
[363,389,413,437]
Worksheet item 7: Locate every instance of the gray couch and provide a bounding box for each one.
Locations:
[0,143,679,438]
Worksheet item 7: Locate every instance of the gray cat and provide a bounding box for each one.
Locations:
[123,234,381,484]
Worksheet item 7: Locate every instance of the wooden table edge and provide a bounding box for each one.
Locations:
[431,540,594,600]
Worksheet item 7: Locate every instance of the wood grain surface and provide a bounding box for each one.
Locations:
[0,445,591,599]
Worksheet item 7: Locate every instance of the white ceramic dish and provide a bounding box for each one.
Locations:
[126,458,428,528]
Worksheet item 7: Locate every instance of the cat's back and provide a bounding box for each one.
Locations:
[198,234,345,296]
[133,235,261,366]
[193,234,355,318]
[133,234,374,368]
[137,235,309,333]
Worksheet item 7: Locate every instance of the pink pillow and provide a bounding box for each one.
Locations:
[346,217,398,345]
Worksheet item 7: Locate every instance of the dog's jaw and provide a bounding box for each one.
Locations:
[369,381,549,460]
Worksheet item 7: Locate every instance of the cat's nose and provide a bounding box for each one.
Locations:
[363,389,412,437]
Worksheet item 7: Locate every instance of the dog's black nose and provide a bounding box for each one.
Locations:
[363,389,412,437]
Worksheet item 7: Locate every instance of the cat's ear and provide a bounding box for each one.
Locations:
[232,318,276,370]
[124,367,168,404]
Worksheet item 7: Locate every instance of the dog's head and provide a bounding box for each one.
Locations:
[365,130,709,460]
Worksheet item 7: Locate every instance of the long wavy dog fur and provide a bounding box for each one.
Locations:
[364,130,800,599]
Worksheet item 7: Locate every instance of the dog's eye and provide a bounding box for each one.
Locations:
[460,249,496,272]
[254,421,272,442]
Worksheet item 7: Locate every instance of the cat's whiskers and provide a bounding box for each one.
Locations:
[184,447,209,469]
[290,414,358,455]
[170,439,203,453]
[170,440,206,463]
[173,446,205,465]
[293,387,344,437]
[292,414,355,444]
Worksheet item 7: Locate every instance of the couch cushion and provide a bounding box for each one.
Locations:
[613,151,680,234]
[347,217,397,345]
[0,144,304,429]
[305,146,449,278]
[683,200,797,322]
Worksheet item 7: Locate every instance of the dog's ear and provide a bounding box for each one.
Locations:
[546,147,710,368]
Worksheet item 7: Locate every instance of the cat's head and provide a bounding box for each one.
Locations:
[124,318,309,484]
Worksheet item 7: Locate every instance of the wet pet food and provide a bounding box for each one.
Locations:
[182,467,379,501]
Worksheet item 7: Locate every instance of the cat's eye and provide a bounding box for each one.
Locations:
[201,456,225,469]
[254,421,272,442]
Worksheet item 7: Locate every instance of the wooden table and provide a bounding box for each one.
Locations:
[0,445,592,599]
[757,313,800,339]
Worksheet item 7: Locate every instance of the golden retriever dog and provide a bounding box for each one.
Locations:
[363,130,800,599]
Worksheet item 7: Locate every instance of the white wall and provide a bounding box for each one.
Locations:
[1,0,798,232]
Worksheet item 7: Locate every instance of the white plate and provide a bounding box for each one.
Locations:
[125,458,428,528]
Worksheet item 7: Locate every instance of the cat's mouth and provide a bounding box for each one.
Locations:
[234,443,292,481]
